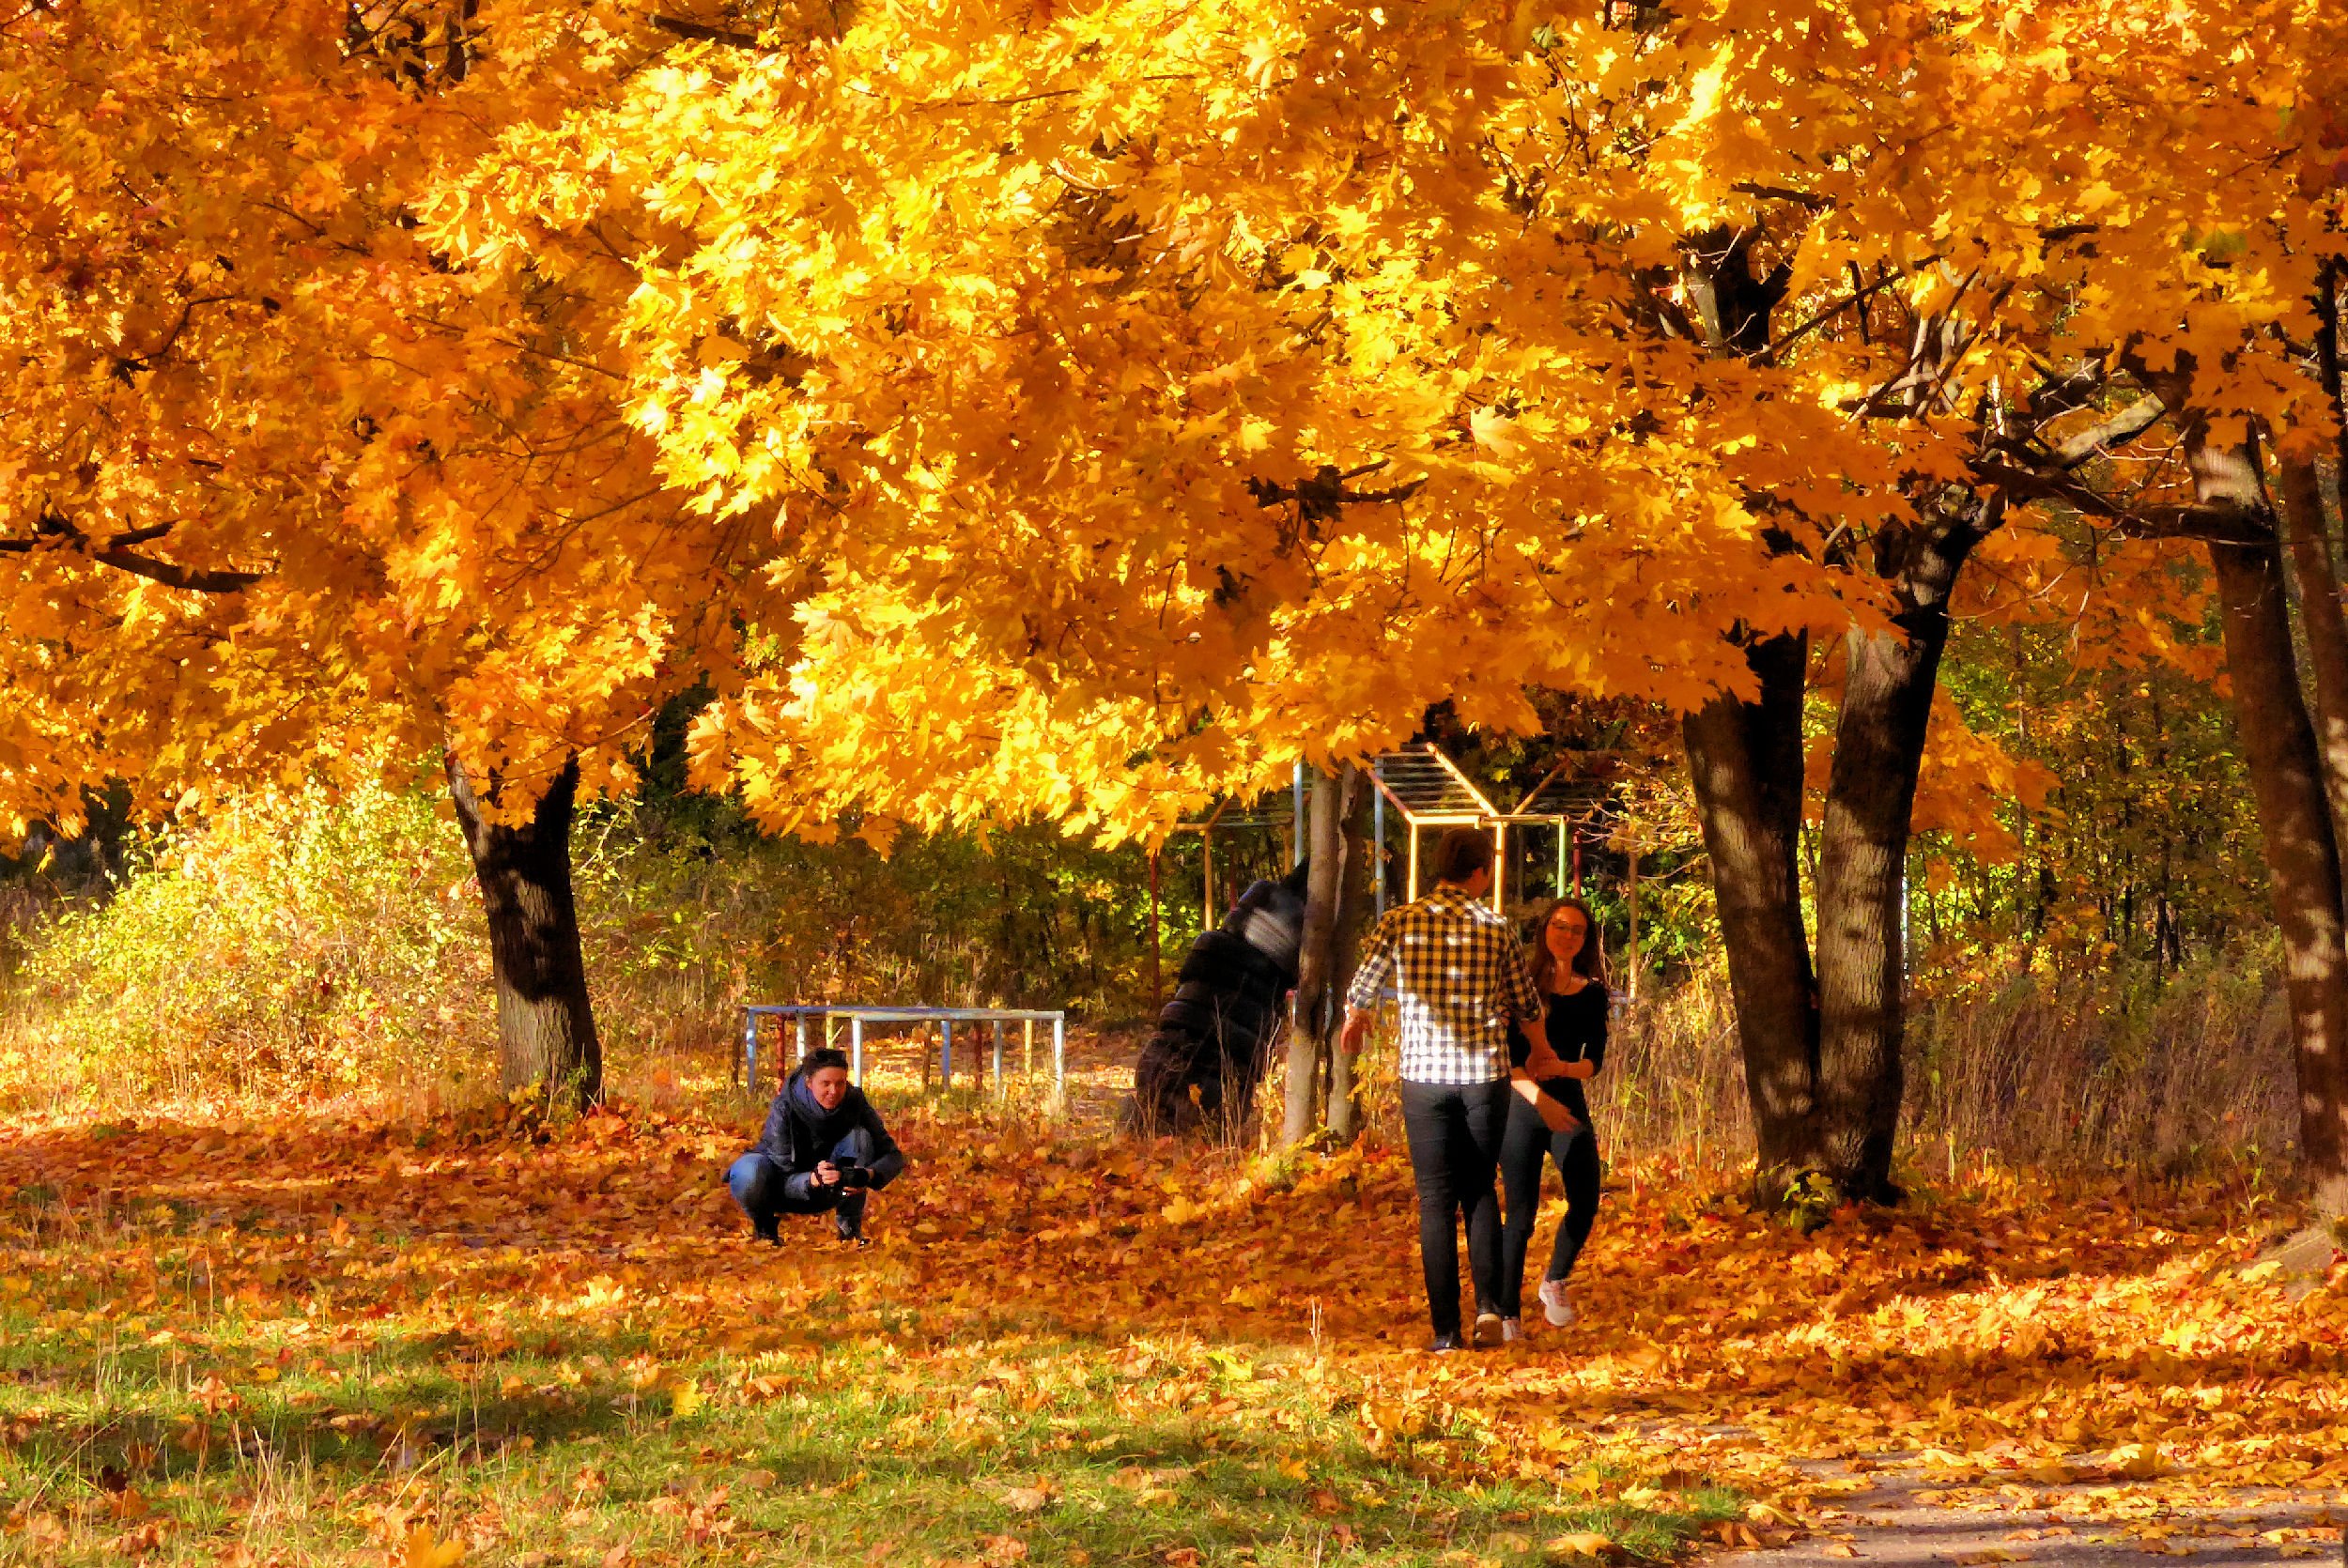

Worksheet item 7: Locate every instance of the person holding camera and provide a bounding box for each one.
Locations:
[728,1046,906,1246]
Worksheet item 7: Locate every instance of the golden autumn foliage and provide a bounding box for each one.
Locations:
[3,0,2341,845]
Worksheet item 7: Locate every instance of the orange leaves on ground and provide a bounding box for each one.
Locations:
[0,1096,2342,1556]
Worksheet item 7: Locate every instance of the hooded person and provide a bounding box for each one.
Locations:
[727,1046,906,1246]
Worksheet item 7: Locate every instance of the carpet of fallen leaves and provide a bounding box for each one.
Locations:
[0,1086,2341,1565]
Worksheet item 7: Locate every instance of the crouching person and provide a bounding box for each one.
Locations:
[728,1047,906,1246]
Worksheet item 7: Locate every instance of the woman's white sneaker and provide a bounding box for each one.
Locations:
[1538,1278,1575,1327]
[1500,1317,1523,1345]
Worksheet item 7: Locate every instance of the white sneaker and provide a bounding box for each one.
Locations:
[1472,1311,1506,1347]
[1500,1317,1523,1345]
[1538,1278,1575,1327]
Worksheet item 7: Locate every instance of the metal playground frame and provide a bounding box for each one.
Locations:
[739,1005,1068,1103]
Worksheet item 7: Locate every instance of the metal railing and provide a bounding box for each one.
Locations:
[740,1005,1067,1103]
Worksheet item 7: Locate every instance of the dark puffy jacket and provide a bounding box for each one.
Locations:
[753,1065,906,1203]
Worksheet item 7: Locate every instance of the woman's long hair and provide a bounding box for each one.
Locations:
[1528,897,1608,991]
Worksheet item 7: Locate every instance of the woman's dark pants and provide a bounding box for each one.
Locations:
[727,1129,888,1236]
[1397,1078,1510,1340]
[1497,1092,1601,1319]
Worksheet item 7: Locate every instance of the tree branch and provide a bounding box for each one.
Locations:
[649,13,768,49]
[1970,459,2273,546]
[0,515,265,592]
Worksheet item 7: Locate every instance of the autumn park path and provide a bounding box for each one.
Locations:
[1711,1460,2338,1567]
[0,1096,2340,1564]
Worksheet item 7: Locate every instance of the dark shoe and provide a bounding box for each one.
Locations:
[752,1219,780,1245]
[1427,1333,1464,1354]
[835,1208,865,1244]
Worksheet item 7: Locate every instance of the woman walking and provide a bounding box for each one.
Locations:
[1495,898,1609,1337]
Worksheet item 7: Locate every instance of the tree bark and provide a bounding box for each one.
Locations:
[2209,537,2348,1221]
[1681,631,1825,1193]
[2277,455,2348,865]
[1287,765,1368,1145]
[446,752,604,1109]
[1326,769,1376,1144]
[1813,500,1994,1203]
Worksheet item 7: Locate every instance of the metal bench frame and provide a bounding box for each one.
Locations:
[740,1005,1067,1102]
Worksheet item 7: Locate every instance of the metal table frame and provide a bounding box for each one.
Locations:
[740,1005,1067,1102]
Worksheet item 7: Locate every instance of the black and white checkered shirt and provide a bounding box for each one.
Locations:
[1344,884,1542,1084]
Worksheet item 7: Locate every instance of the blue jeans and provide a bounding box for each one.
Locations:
[728,1128,886,1233]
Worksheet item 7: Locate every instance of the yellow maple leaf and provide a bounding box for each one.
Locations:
[405,1524,465,1568]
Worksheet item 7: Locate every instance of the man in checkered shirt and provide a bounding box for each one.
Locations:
[1341,826,1573,1352]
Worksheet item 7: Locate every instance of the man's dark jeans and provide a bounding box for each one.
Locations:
[1397,1078,1510,1340]
[728,1128,888,1234]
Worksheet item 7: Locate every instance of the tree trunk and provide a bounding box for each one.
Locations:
[1681,631,1825,1193]
[1813,503,1990,1203]
[2210,536,2348,1222]
[1326,769,1376,1144]
[1287,765,1368,1145]
[2278,455,2348,863]
[447,752,604,1109]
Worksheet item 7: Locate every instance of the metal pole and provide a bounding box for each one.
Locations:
[1406,824,1421,902]
[992,1021,1005,1098]
[941,1020,953,1092]
[850,1016,864,1082]
[1627,827,1641,1002]
[1491,821,1507,914]
[1052,1015,1066,1106]
[741,1008,757,1089]
[1148,849,1164,1013]
[1025,1018,1035,1077]
[1554,822,1567,901]
[794,1014,806,1074]
[1202,829,1215,925]
[1372,780,1387,916]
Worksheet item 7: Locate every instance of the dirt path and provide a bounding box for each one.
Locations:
[1722,1463,2341,1567]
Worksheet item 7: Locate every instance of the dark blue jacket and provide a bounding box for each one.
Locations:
[753,1064,906,1203]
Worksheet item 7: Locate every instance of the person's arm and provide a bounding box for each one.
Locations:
[753,1094,792,1161]
[1556,987,1607,1080]
[860,1104,907,1187]
[1338,915,1398,1055]
[1504,944,1568,1079]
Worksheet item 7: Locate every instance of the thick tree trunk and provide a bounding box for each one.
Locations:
[1287,765,1368,1145]
[1813,504,1988,1203]
[2210,537,2348,1221]
[2277,456,2348,861]
[1681,631,1825,1193]
[447,752,604,1109]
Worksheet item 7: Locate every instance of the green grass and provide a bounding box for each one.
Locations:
[0,1296,1736,1566]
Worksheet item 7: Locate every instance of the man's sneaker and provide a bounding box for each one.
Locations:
[1538,1278,1575,1327]
[1472,1311,1506,1347]
[752,1218,780,1245]
[835,1209,870,1247]
[1427,1333,1464,1354]
[1500,1317,1523,1345]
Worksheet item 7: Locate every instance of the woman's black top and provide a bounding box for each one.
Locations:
[1506,980,1609,1125]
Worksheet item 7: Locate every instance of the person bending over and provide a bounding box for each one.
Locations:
[728,1047,906,1246]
